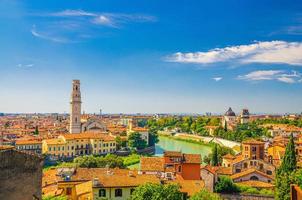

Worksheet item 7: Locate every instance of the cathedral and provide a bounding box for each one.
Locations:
[69,80,106,134]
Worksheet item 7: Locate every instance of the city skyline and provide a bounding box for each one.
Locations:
[0,0,302,113]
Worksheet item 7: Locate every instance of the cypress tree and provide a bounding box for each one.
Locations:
[280,133,296,172]
[224,121,227,132]
[275,133,297,200]
[211,143,219,166]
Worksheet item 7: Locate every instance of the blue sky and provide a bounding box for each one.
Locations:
[0,0,302,114]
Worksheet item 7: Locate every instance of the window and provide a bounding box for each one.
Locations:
[267,170,272,175]
[62,147,64,151]
[250,176,259,181]
[115,189,122,197]
[58,147,60,151]
[130,188,135,195]
[252,146,257,152]
[99,189,106,197]
[49,147,51,151]
[66,187,72,195]
[243,163,248,168]
[178,166,182,172]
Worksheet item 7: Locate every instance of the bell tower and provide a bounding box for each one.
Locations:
[70,80,81,134]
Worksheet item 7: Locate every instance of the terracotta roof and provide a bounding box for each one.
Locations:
[131,127,149,132]
[16,140,42,145]
[183,154,201,164]
[222,153,235,160]
[69,168,160,188]
[140,157,165,171]
[242,139,264,145]
[60,133,115,141]
[237,180,274,189]
[216,167,233,175]
[167,175,205,196]
[0,145,14,150]
[230,168,274,180]
[44,138,66,145]
[164,151,182,157]
[201,165,220,174]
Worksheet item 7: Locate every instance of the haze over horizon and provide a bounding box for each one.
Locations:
[0,0,302,114]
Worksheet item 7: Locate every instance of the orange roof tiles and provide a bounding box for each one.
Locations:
[242,139,264,145]
[140,157,165,171]
[16,140,42,145]
[230,168,273,180]
[164,151,182,157]
[68,168,160,188]
[183,154,201,164]
[60,132,115,141]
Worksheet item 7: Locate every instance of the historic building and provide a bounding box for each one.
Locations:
[240,109,250,124]
[42,133,116,160]
[69,80,107,134]
[70,80,82,134]
[221,107,237,130]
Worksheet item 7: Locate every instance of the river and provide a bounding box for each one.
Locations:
[155,135,212,157]
[128,135,211,169]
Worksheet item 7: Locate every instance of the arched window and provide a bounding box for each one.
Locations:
[75,117,77,123]
[250,176,259,181]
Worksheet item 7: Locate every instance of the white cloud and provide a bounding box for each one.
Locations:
[166,41,302,66]
[51,9,96,17]
[238,70,301,84]
[31,26,71,43]
[212,77,222,81]
[30,10,156,42]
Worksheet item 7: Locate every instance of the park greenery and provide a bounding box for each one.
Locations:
[129,183,183,200]
[147,116,220,135]
[147,116,271,142]
[43,154,141,171]
[203,144,235,165]
[255,118,302,127]
[128,132,147,150]
[214,176,274,196]
[213,123,269,142]
[189,189,222,200]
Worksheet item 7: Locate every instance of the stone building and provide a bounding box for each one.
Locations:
[0,146,43,200]
[240,109,250,124]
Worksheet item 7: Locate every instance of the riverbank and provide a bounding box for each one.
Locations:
[159,132,241,153]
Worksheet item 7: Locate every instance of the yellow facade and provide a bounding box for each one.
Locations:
[58,180,93,200]
[42,133,116,159]
[93,187,134,200]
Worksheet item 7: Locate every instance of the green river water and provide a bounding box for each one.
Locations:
[128,135,212,169]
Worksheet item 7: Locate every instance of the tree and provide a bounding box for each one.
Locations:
[128,132,147,150]
[148,127,159,146]
[211,144,219,166]
[115,136,124,150]
[214,176,239,193]
[280,133,296,172]
[275,133,297,200]
[129,183,182,200]
[34,126,39,135]
[190,189,222,200]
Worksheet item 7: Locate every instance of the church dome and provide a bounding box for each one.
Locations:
[225,107,236,116]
